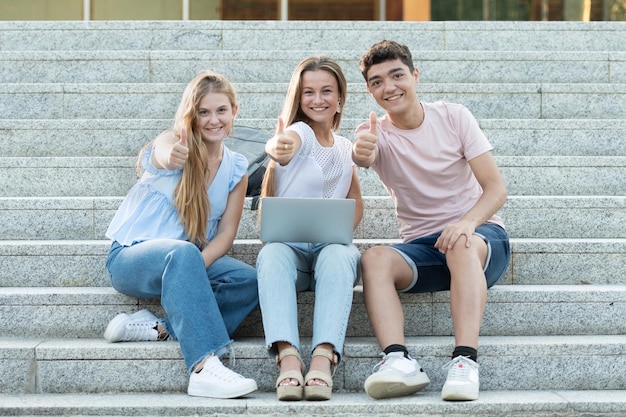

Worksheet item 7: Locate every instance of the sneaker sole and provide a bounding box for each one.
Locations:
[441,385,479,401]
[364,372,430,400]
[187,381,258,399]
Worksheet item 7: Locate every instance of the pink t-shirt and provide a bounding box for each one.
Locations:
[356,101,505,242]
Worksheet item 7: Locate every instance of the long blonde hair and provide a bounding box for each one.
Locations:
[137,71,237,247]
[260,55,347,198]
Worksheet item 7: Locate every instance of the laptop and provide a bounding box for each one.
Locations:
[259,197,356,244]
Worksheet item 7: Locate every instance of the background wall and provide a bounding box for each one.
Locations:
[0,0,623,21]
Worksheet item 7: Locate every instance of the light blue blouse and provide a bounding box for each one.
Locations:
[106,144,248,246]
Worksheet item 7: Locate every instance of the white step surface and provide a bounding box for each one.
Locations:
[0,196,623,240]
[2,335,626,394]
[2,82,626,120]
[1,285,626,338]
[1,20,626,52]
[1,119,625,157]
[0,50,624,84]
[1,390,625,417]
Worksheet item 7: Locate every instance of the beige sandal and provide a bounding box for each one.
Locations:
[275,346,305,401]
[304,347,338,401]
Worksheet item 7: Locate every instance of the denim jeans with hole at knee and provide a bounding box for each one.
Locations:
[256,242,360,362]
[106,239,258,373]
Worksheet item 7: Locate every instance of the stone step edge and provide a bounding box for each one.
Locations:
[0,390,625,417]
[4,119,626,158]
[4,335,625,394]
[0,238,624,255]
[0,49,623,60]
[2,118,626,129]
[2,155,625,167]
[3,81,626,93]
[0,195,624,210]
[2,284,626,306]
[4,335,626,360]
[0,19,624,30]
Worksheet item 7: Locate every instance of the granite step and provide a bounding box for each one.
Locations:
[359,157,626,196]
[1,50,624,84]
[2,119,624,158]
[2,82,626,120]
[1,285,625,339]
[0,238,624,288]
[1,391,625,417]
[0,156,623,197]
[2,335,626,394]
[1,21,626,53]
[0,196,623,241]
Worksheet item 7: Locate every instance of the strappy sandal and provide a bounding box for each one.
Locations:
[303,347,338,401]
[275,346,305,401]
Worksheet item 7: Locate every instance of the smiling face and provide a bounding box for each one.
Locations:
[195,92,238,143]
[299,69,340,126]
[365,58,419,116]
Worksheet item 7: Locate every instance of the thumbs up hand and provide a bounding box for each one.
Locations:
[168,127,189,169]
[267,116,297,164]
[274,117,296,156]
[352,111,378,167]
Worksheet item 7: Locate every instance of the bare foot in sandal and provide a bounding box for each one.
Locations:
[275,342,304,401]
[279,355,302,385]
[304,344,337,401]
[306,351,332,386]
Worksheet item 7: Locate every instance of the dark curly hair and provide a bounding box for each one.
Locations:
[359,40,415,81]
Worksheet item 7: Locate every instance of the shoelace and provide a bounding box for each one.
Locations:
[371,352,388,372]
[203,358,246,383]
[124,321,158,340]
[372,352,408,372]
[442,356,479,379]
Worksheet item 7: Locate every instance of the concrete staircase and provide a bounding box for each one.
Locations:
[0,20,625,416]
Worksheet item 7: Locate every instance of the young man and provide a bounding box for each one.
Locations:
[352,40,511,401]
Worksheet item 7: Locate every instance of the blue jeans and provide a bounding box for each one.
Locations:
[256,242,360,362]
[106,239,258,373]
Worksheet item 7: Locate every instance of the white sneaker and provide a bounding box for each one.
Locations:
[364,352,430,399]
[103,309,161,342]
[441,356,480,401]
[187,355,258,398]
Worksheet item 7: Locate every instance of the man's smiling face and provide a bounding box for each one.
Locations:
[365,58,419,114]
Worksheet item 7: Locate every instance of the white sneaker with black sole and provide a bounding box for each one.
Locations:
[103,309,161,342]
[441,356,480,401]
[364,351,430,399]
[187,355,258,398]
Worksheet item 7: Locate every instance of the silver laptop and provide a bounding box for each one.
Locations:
[259,197,356,244]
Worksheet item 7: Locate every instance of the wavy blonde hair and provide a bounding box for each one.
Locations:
[137,71,237,247]
[260,55,347,198]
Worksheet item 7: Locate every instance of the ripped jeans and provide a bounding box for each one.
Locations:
[256,241,360,362]
[106,239,258,372]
